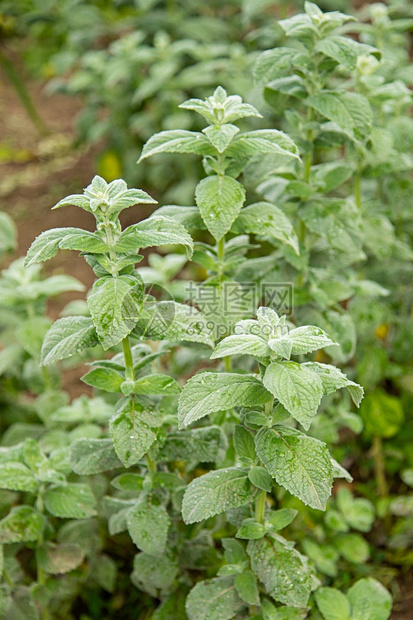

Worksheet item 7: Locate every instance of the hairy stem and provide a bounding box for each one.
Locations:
[255,490,266,524]
[122,336,135,381]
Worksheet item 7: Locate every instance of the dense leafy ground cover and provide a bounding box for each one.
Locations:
[0,1,411,618]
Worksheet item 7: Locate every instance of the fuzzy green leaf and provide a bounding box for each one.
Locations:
[182,467,253,524]
[127,499,170,556]
[70,438,122,475]
[0,506,45,543]
[178,372,272,428]
[195,175,245,241]
[44,484,97,519]
[255,426,333,510]
[347,578,392,620]
[115,216,193,258]
[233,202,299,254]
[0,462,38,493]
[36,542,85,575]
[110,401,156,468]
[41,316,99,365]
[81,368,124,393]
[247,533,312,607]
[88,275,144,349]
[132,373,181,395]
[139,130,215,161]
[263,362,324,429]
[211,334,271,360]
[315,587,351,620]
[186,577,244,620]
[303,362,364,407]
[158,426,227,463]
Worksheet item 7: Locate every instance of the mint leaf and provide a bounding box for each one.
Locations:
[88,275,143,349]
[186,577,244,620]
[195,175,246,241]
[263,362,324,429]
[247,533,312,607]
[178,373,271,428]
[182,468,253,524]
[127,498,170,556]
[44,484,97,519]
[41,317,99,365]
[255,426,333,510]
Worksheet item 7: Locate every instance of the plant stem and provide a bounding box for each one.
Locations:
[354,170,362,210]
[122,336,135,381]
[0,46,49,137]
[255,490,266,524]
[36,485,50,620]
[372,435,388,498]
[217,235,225,280]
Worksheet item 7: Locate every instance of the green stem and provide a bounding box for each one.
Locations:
[224,356,232,373]
[36,485,50,620]
[122,336,135,381]
[217,235,225,280]
[354,170,362,210]
[0,47,49,137]
[255,490,266,524]
[372,435,388,498]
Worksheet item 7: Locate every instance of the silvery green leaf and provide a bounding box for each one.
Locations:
[25,228,85,267]
[247,533,312,607]
[347,578,392,620]
[255,426,333,510]
[127,498,170,556]
[132,373,181,395]
[266,509,298,531]
[88,275,144,350]
[36,542,85,575]
[254,48,306,84]
[134,301,214,348]
[186,577,244,620]
[0,463,37,493]
[315,587,351,620]
[178,373,272,428]
[263,362,324,429]
[41,317,99,365]
[234,571,260,606]
[195,175,245,241]
[182,467,253,524]
[180,87,261,124]
[70,438,122,475]
[283,325,337,355]
[331,459,353,483]
[131,552,178,596]
[303,362,364,406]
[110,401,156,468]
[44,484,97,519]
[0,506,45,543]
[81,367,123,393]
[115,216,193,258]
[226,130,299,160]
[203,124,239,153]
[138,130,215,161]
[52,194,91,211]
[316,36,379,70]
[152,205,204,231]
[233,202,299,254]
[211,334,271,360]
[58,230,109,254]
[157,426,227,463]
[233,425,256,461]
[248,466,273,492]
